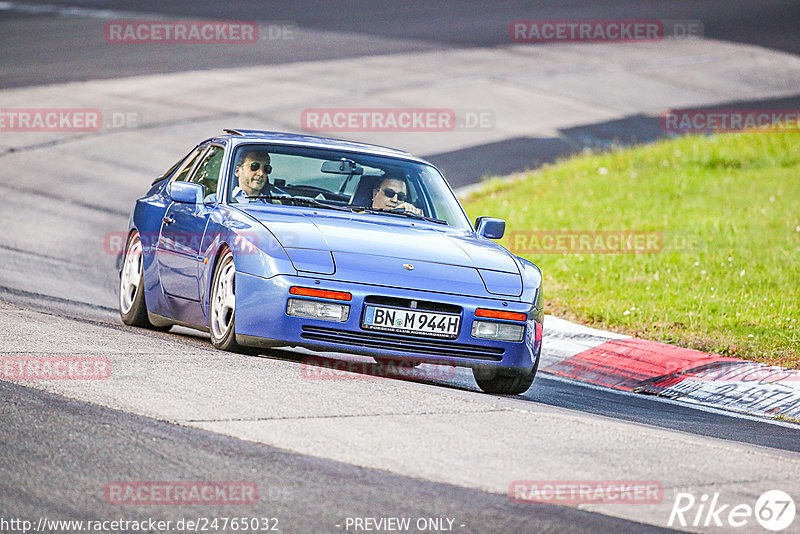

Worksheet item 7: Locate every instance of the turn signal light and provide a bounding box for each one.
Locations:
[289,286,352,301]
[475,308,527,322]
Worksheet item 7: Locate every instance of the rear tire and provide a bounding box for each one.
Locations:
[209,248,247,353]
[473,363,537,395]
[119,231,169,331]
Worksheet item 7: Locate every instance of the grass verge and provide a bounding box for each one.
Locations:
[461,131,799,368]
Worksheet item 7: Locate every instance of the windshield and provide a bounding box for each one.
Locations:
[224,143,472,230]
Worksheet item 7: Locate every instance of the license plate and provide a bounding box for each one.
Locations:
[362,305,460,339]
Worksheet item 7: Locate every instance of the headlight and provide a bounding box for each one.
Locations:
[471,320,525,342]
[287,299,350,322]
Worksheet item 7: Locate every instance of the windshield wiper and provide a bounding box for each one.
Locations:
[352,206,447,225]
[247,195,354,212]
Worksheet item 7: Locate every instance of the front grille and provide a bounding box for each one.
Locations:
[300,325,504,361]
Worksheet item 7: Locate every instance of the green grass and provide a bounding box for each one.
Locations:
[461,131,800,368]
[774,414,800,424]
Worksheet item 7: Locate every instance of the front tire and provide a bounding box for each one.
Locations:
[209,248,245,352]
[472,364,537,395]
[119,231,167,330]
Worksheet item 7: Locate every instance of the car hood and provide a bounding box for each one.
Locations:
[241,207,522,297]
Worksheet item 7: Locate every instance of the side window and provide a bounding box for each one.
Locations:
[187,146,224,199]
[171,146,205,184]
[152,146,200,185]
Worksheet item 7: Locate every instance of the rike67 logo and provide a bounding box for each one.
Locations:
[669,490,795,531]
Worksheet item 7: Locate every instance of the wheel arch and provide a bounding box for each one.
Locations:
[204,240,233,323]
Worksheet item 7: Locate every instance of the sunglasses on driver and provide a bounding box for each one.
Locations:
[380,188,407,202]
[245,161,272,174]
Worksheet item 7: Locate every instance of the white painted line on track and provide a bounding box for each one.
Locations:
[0,1,139,18]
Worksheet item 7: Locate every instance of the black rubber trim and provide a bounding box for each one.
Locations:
[300,325,504,361]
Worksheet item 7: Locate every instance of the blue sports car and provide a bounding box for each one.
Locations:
[119,130,543,394]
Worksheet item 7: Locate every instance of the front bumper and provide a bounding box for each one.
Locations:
[233,272,543,370]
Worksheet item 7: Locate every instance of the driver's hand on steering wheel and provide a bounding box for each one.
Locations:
[395,202,422,215]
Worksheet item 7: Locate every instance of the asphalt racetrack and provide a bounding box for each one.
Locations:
[1,2,799,533]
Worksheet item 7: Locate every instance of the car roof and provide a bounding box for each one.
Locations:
[207,129,428,163]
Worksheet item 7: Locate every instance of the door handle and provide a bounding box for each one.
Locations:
[163,215,175,225]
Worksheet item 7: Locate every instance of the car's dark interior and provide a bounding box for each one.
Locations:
[350,175,381,207]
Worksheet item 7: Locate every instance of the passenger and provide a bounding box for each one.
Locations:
[372,176,422,215]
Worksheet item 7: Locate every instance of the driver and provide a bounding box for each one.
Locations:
[204,149,272,204]
[230,150,272,203]
[372,176,422,215]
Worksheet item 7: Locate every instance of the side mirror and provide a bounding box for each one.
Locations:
[169,181,203,204]
[475,217,505,239]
